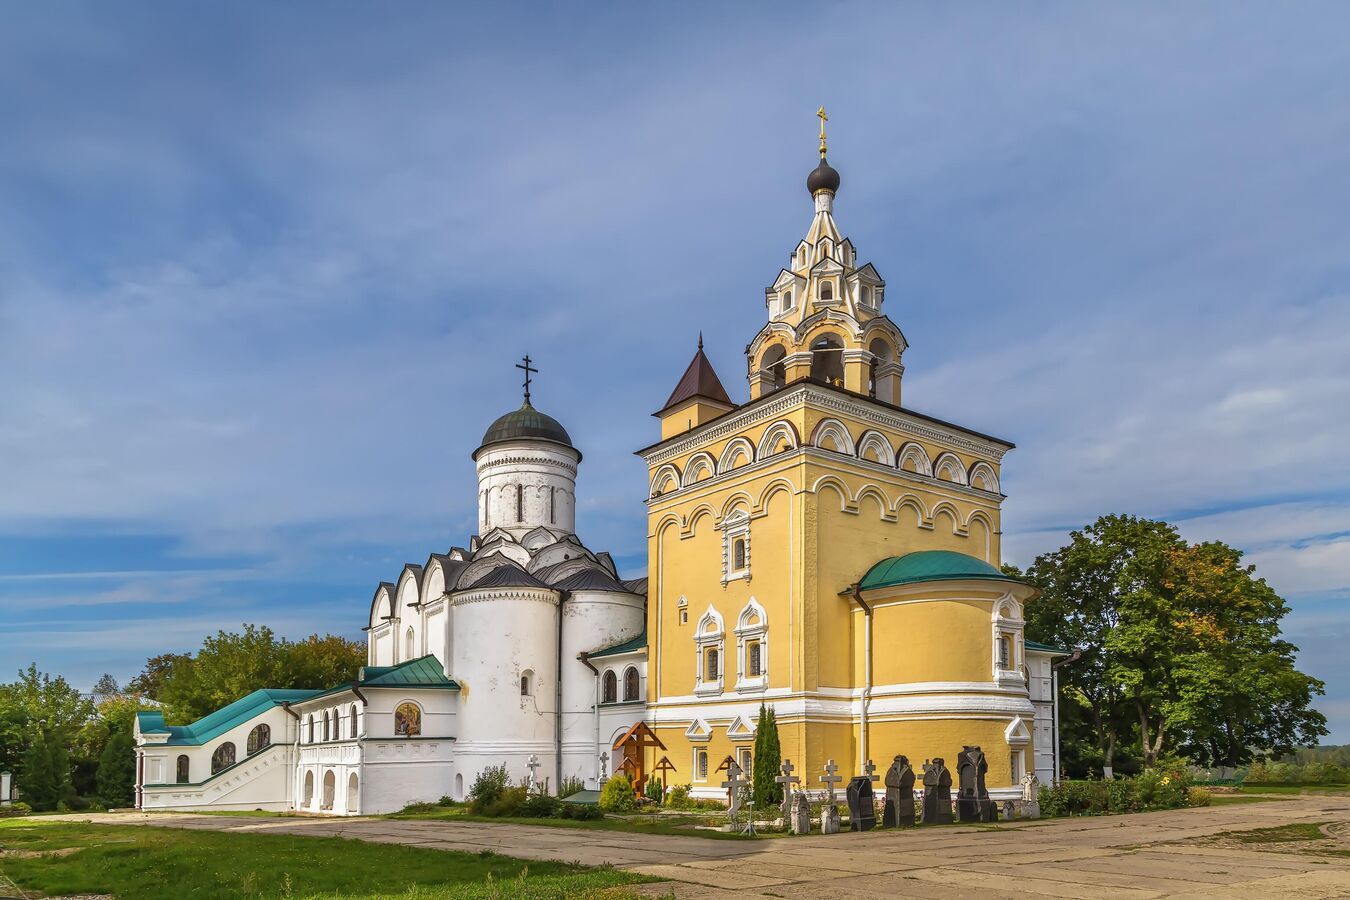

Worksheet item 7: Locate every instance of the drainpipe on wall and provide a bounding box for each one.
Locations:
[578,650,601,787]
[555,590,569,796]
[1049,649,1082,786]
[849,583,873,769]
[281,701,302,811]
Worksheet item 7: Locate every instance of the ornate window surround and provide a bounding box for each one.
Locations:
[991,594,1025,688]
[734,598,768,692]
[693,605,725,697]
[720,510,751,586]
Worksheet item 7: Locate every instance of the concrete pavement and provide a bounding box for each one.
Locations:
[46,793,1350,898]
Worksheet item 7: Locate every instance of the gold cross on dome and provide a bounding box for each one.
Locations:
[817,106,829,158]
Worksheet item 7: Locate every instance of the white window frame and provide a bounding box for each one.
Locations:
[693,605,725,696]
[720,511,751,586]
[734,597,768,692]
[992,594,1026,688]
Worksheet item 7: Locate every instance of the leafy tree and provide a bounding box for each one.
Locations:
[127,653,190,700]
[155,625,364,723]
[0,665,96,781]
[751,702,783,810]
[92,674,121,697]
[96,729,136,807]
[1025,514,1327,772]
[19,723,71,811]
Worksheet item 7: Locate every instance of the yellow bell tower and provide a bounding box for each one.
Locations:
[638,113,1044,803]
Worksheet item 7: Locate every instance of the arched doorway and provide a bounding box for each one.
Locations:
[302,770,314,809]
[322,770,336,811]
[346,773,359,814]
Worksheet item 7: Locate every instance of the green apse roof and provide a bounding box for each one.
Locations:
[587,628,647,659]
[358,654,459,688]
[135,688,322,746]
[858,550,1025,592]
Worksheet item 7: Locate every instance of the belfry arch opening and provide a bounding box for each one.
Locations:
[760,345,787,390]
[810,333,844,386]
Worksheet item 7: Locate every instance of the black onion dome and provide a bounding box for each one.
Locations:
[807,157,841,195]
[474,402,577,459]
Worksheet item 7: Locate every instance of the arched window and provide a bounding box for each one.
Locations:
[176,754,190,784]
[705,647,720,680]
[405,627,415,659]
[247,724,270,755]
[520,670,532,697]
[303,770,314,807]
[781,290,793,313]
[810,333,844,385]
[861,285,872,306]
[623,667,640,702]
[998,634,1013,670]
[322,769,336,810]
[211,742,236,774]
[306,714,314,744]
[349,703,359,739]
[732,538,746,571]
[347,772,360,813]
[602,670,617,704]
[394,702,421,737]
[760,345,787,390]
[748,641,762,676]
[819,280,834,302]
[322,711,331,742]
[516,484,524,522]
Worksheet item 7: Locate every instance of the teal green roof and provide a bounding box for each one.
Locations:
[587,629,646,659]
[359,655,460,688]
[1025,639,1072,656]
[136,688,321,746]
[857,550,1025,592]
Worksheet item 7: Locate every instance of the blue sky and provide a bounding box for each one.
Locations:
[1,3,1347,743]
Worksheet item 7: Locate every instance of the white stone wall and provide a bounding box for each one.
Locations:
[475,441,578,536]
[451,587,559,796]
[136,704,301,812]
[1026,650,1058,785]
[561,589,645,785]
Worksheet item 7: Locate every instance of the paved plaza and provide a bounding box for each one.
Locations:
[52,793,1350,898]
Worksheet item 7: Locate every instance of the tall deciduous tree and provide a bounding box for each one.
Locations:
[149,625,365,723]
[751,702,782,810]
[1024,514,1327,772]
[96,729,136,808]
[0,665,95,781]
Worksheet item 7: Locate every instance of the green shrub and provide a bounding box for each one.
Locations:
[467,763,511,813]
[598,774,636,812]
[1188,787,1212,807]
[558,775,586,799]
[0,802,33,818]
[1040,770,1194,818]
[643,775,663,803]
[436,795,457,807]
[518,793,560,819]
[559,802,604,820]
[480,785,528,818]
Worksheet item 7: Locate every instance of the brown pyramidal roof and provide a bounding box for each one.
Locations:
[660,335,733,413]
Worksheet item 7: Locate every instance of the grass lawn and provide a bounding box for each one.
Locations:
[0,820,653,899]
[1234,784,1350,795]
[1205,821,1350,859]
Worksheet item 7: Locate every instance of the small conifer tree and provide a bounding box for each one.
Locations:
[752,702,783,810]
[96,729,136,808]
[19,725,71,812]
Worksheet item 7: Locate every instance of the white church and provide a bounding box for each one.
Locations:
[135,386,652,814]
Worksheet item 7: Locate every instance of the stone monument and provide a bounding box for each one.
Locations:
[1019,772,1041,819]
[956,745,997,823]
[820,758,842,834]
[775,760,799,826]
[882,755,915,827]
[845,775,876,831]
[922,758,953,824]
[790,791,812,835]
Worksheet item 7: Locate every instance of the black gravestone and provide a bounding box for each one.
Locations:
[882,755,915,827]
[845,776,876,831]
[921,758,953,824]
[956,745,996,823]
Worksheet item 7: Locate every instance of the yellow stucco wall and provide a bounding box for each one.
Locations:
[642,384,1031,791]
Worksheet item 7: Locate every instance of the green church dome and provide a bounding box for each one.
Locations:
[474,402,576,459]
[858,550,1022,591]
